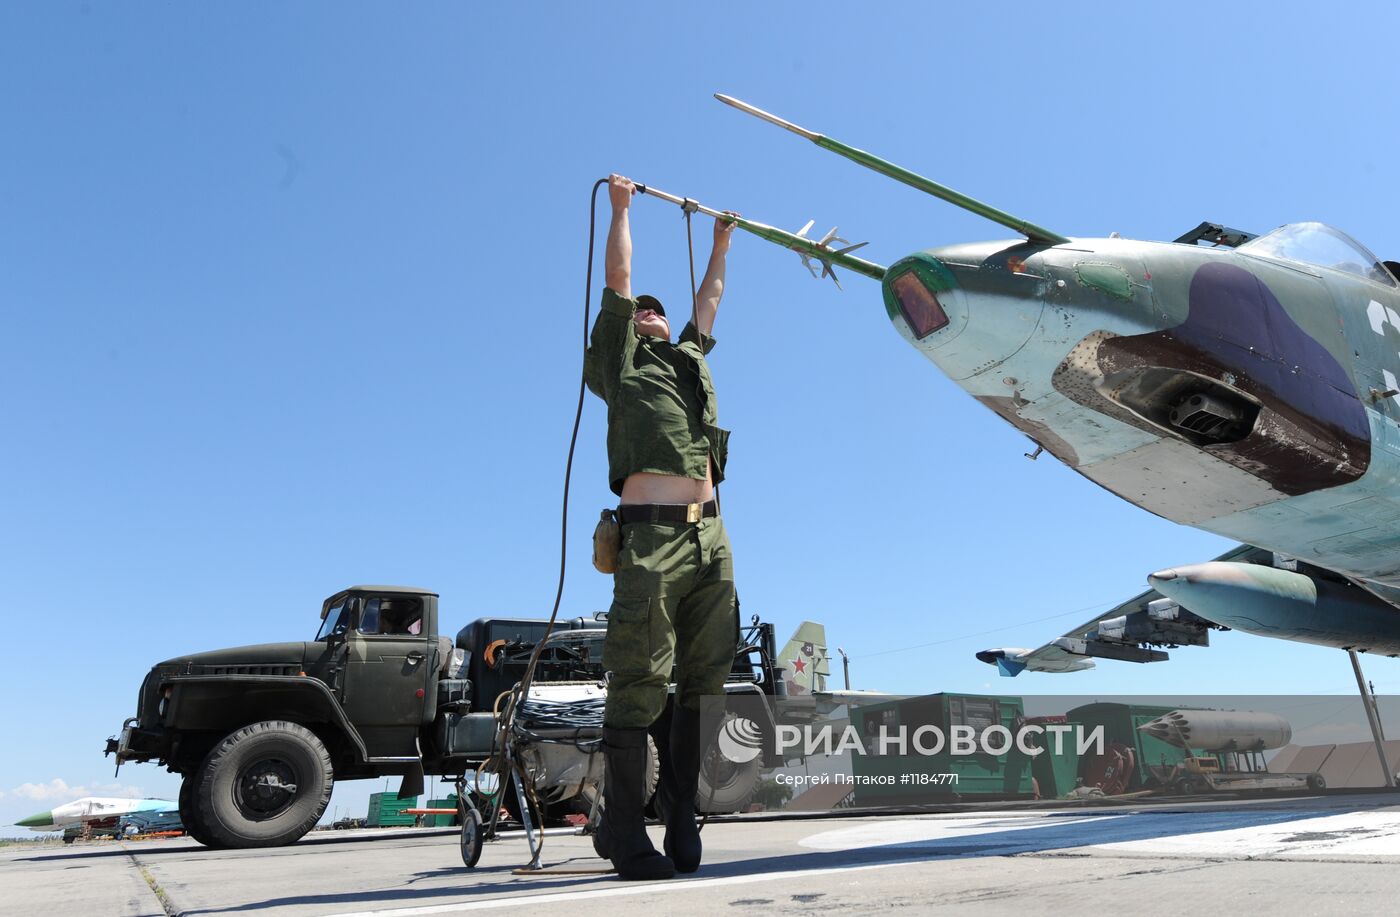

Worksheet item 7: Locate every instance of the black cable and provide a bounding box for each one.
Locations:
[484,181,607,860]
[492,179,610,865]
[507,177,606,711]
[516,695,607,730]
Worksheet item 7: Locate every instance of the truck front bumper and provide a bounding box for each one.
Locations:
[103,718,170,764]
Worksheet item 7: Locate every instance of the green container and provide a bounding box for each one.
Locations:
[848,693,1033,805]
[1025,715,1081,799]
[1063,702,1208,791]
[366,791,420,827]
[424,795,460,827]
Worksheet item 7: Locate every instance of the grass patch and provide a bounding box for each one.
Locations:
[138,863,178,917]
[0,837,62,848]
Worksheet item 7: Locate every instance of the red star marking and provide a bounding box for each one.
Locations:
[792,658,806,674]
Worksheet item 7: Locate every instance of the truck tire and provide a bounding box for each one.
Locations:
[193,721,334,848]
[1307,773,1326,791]
[178,774,224,849]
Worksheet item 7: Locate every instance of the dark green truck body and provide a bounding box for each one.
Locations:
[106,584,782,848]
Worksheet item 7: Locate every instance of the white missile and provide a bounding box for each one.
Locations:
[1139,710,1292,752]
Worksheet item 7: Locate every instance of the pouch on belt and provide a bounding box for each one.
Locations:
[592,508,621,574]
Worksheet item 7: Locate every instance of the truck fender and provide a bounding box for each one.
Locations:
[165,675,370,765]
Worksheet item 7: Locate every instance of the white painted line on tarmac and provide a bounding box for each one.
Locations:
[797,808,1400,860]
[1098,809,1400,858]
[800,813,1116,851]
[318,858,912,917]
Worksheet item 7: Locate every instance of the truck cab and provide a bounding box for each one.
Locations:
[108,586,449,848]
[311,587,449,760]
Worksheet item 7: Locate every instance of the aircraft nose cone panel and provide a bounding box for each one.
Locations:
[882,243,1047,381]
[16,810,52,828]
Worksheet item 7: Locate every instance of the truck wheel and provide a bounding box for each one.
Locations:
[1306,773,1326,791]
[194,721,333,848]
[178,774,224,849]
[696,719,762,815]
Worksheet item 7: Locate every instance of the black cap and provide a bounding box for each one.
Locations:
[636,294,665,317]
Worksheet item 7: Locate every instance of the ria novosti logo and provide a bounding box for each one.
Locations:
[717,717,1107,761]
[716,715,764,764]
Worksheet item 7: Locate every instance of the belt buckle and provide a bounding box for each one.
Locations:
[686,502,702,524]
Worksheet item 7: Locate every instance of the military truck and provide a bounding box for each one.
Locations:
[105,585,785,849]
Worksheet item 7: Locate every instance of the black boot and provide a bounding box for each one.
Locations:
[660,706,707,873]
[595,727,675,881]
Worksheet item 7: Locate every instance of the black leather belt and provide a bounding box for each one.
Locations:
[618,500,718,525]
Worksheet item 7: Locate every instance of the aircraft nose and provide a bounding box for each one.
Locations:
[882,242,1047,381]
[16,810,52,828]
[883,253,960,341]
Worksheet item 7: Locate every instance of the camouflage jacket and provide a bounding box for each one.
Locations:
[584,287,730,497]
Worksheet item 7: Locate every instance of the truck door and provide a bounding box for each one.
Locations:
[341,594,433,758]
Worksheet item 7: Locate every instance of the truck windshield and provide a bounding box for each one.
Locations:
[1238,222,1395,286]
[317,601,350,641]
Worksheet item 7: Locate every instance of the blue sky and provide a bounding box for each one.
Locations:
[4,2,1400,830]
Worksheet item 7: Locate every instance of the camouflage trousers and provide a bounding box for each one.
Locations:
[602,516,738,729]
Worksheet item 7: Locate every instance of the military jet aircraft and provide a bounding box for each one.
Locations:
[16,796,178,837]
[702,96,1400,674]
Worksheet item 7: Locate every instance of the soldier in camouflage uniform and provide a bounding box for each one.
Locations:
[583,174,738,880]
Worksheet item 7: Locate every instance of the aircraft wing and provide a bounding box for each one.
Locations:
[977,544,1274,676]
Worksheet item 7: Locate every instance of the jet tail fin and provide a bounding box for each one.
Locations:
[996,657,1027,678]
[777,621,830,695]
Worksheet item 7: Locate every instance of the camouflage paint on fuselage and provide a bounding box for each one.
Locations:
[1089,258,1370,495]
[882,230,1400,592]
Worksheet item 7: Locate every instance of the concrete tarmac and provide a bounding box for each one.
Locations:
[5,793,1400,917]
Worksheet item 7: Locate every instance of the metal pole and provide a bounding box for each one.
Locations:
[635,182,887,282]
[1371,680,1387,741]
[714,94,1071,246]
[837,647,851,691]
[1349,650,1395,788]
